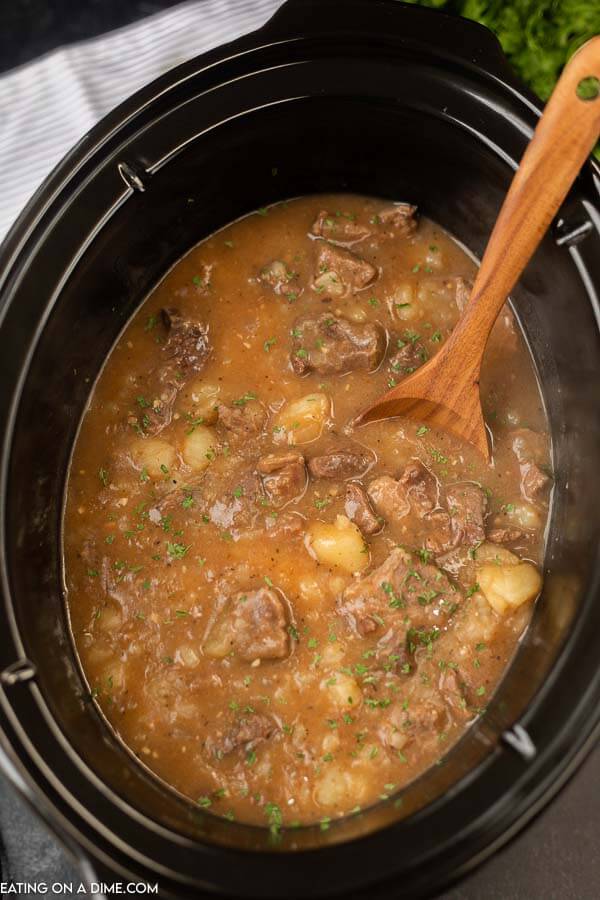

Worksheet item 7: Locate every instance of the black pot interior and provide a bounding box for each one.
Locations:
[1,7,599,896]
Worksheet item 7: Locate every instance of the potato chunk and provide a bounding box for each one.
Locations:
[187,380,220,424]
[305,515,369,573]
[508,501,541,530]
[130,437,176,479]
[478,562,542,615]
[274,393,329,444]
[390,282,418,321]
[182,425,216,472]
[103,661,125,691]
[322,672,362,709]
[177,644,200,668]
[314,765,367,808]
[475,542,519,567]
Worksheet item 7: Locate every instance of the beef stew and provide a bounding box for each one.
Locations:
[64,194,551,830]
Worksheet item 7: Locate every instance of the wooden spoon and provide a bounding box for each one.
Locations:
[356,36,600,460]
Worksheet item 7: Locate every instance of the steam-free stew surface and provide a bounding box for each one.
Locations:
[64,195,551,829]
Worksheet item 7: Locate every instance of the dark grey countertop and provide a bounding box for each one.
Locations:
[0,1,598,896]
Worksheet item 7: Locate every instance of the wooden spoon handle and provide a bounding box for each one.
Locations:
[451,36,600,355]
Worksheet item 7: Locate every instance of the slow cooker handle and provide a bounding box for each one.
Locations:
[262,0,522,88]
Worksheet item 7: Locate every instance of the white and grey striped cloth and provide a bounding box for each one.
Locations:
[0,0,284,243]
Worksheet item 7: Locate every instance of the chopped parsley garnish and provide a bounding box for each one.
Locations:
[232,391,258,407]
[416,548,432,563]
[167,542,189,559]
[429,448,448,464]
[265,802,282,835]
[185,415,204,434]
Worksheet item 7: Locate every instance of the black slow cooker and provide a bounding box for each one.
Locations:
[0,0,599,896]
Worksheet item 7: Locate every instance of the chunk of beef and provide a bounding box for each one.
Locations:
[137,384,179,436]
[258,260,301,300]
[257,453,306,506]
[389,339,428,376]
[265,512,305,540]
[367,475,410,524]
[204,588,289,661]
[308,446,372,480]
[403,699,445,733]
[313,243,377,297]
[510,428,552,504]
[438,667,475,721]
[521,461,551,503]
[339,547,460,637]
[217,400,265,438]
[424,510,454,554]
[345,483,381,535]
[310,210,371,245]
[206,471,264,534]
[149,478,204,518]
[446,483,487,548]
[375,628,415,676]
[374,203,418,240]
[291,313,385,375]
[367,459,438,526]
[205,714,275,759]
[161,308,210,373]
[368,462,471,554]
[454,277,472,313]
[399,459,438,516]
[378,697,445,752]
[135,308,210,436]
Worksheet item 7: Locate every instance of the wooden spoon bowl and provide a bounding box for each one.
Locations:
[356,36,600,460]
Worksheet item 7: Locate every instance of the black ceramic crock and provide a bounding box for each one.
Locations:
[0,0,599,897]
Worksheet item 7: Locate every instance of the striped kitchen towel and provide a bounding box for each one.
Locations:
[0,0,284,243]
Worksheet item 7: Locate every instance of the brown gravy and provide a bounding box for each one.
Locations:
[64,195,551,830]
